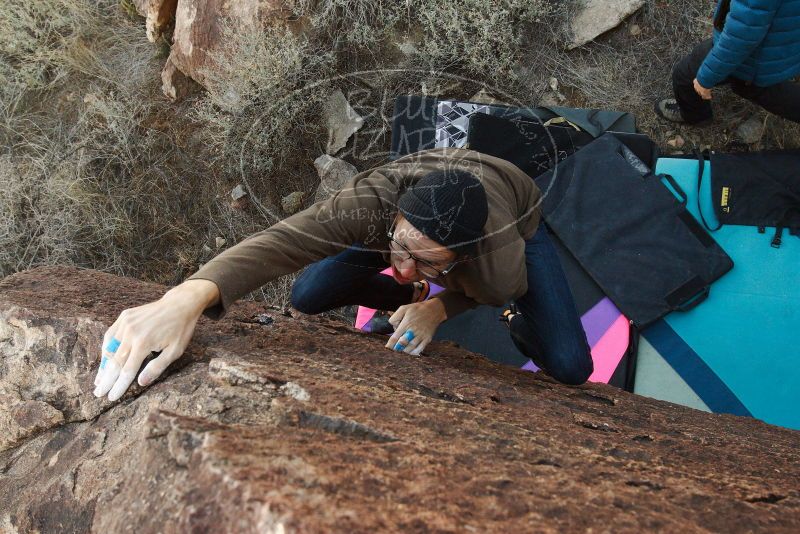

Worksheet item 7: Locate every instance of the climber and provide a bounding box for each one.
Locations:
[92,148,593,402]
[655,0,800,125]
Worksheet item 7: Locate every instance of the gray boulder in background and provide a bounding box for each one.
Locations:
[569,0,646,49]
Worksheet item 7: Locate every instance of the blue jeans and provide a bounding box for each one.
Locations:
[291,225,593,385]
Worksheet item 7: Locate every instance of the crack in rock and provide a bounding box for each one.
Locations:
[626,479,664,491]
[745,493,787,504]
[208,357,287,391]
[533,458,562,468]
[573,416,619,433]
[297,411,397,443]
[414,384,473,405]
[580,391,619,407]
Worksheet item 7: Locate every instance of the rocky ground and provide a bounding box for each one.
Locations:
[1,266,799,533]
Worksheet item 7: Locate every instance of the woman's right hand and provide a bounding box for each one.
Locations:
[93,279,220,402]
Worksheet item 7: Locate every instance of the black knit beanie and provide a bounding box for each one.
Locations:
[397,169,488,255]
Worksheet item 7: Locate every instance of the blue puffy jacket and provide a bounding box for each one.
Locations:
[697,0,800,88]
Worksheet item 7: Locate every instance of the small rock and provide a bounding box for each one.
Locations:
[667,135,685,149]
[215,237,226,248]
[629,24,642,36]
[421,80,461,97]
[540,78,567,104]
[569,0,646,49]
[202,244,212,254]
[230,197,248,210]
[281,192,304,215]
[230,184,247,201]
[253,314,274,326]
[396,39,420,56]
[279,382,310,402]
[736,115,764,144]
[469,88,508,106]
[325,90,364,155]
[314,155,358,203]
[539,92,561,107]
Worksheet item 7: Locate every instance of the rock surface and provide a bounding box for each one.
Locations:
[160,55,198,102]
[1,266,800,532]
[281,191,305,215]
[325,90,365,155]
[569,0,646,49]
[737,115,765,144]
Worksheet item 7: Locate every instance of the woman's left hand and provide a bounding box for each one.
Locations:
[693,78,712,100]
[385,299,447,355]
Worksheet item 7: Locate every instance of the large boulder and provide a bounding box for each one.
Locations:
[569,0,646,49]
[163,0,299,100]
[1,267,799,532]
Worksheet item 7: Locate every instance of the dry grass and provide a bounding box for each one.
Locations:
[401,0,557,80]
[195,22,335,222]
[0,1,213,284]
[0,1,94,100]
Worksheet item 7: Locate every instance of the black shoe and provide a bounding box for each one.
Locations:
[365,310,394,335]
[655,98,713,126]
[498,303,520,328]
[654,98,686,123]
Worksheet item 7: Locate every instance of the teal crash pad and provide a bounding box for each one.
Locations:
[636,157,799,430]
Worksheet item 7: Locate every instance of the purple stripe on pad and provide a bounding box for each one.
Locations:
[581,297,623,347]
[521,360,540,373]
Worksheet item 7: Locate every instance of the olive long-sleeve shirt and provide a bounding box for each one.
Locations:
[188,147,542,320]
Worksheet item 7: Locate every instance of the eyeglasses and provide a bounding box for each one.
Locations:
[387,223,459,278]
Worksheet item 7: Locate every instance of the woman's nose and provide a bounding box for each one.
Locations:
[398,259,417,278]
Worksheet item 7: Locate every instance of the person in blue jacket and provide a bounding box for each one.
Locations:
[656,0,800,125]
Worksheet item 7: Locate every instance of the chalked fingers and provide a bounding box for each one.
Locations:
[94,335,131,398]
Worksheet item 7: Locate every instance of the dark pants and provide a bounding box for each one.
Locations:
[291,225,593,385]
[673,39,800,124]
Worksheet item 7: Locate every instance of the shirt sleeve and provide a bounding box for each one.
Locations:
[188,169,397,319]
[434,289,481,320]
[696,0,780,88]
